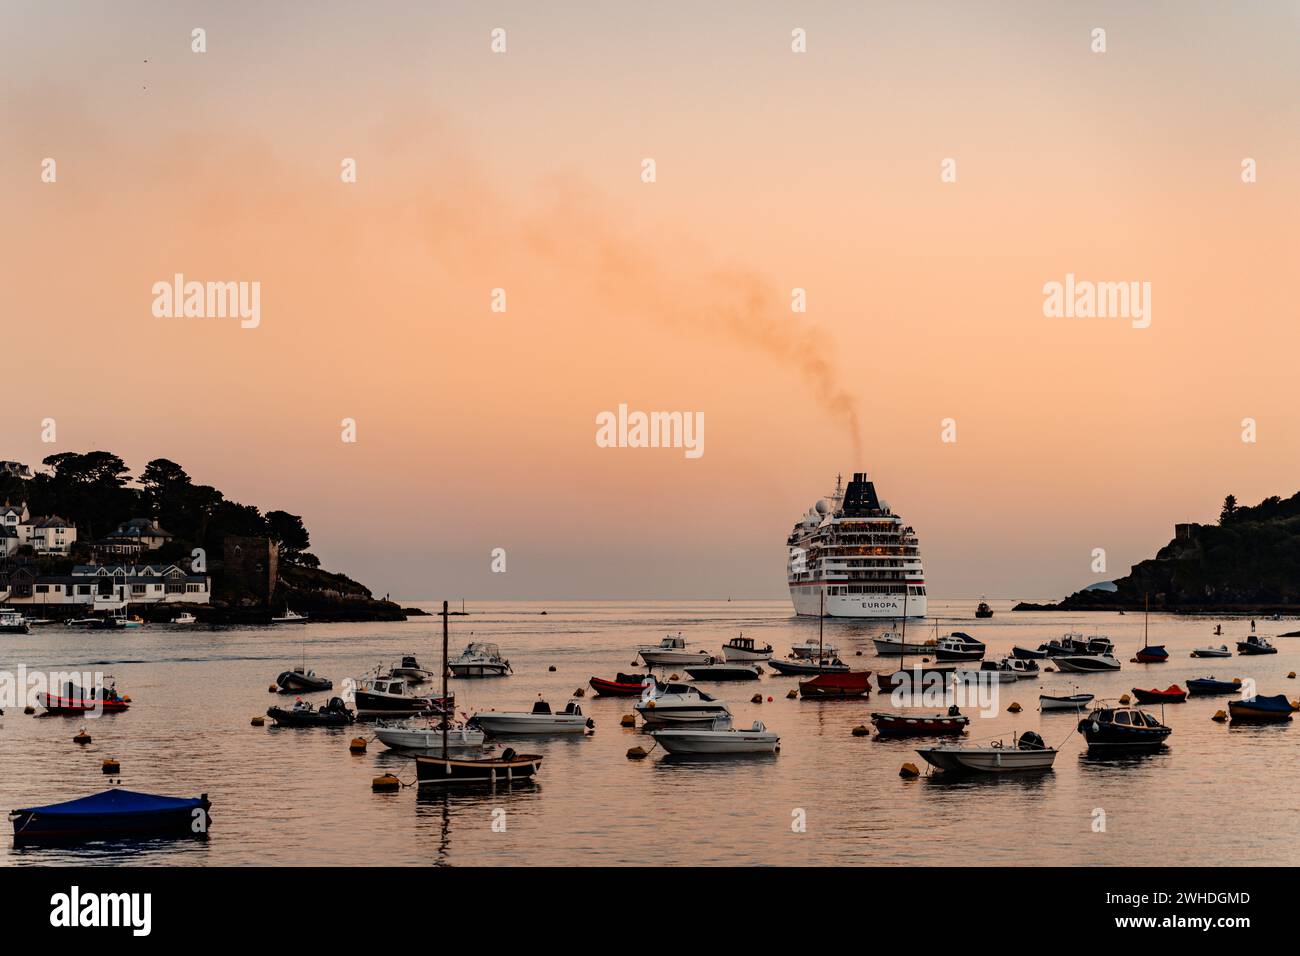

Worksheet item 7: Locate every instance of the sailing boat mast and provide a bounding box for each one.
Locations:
[441,599,449,758]
[1143,592,1150,649]
[818,589,824,660]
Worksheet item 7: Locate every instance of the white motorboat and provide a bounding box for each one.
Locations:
[170,612,197,625]
[1002,657,1040,679]
[651,718,779,755]
[871,632,934,656]
[0,611,31,634]
[473,698,593,734]
[792,639,841,659]
[447,642,511,677]
[391,654,434,682]
[1053,653,1122,673]
[934,633,986,662]
[916,731,1057,774]
[271,608,309,625]
[637,634,711,667]
[1191,644,1232,658]
[721,634,773,662]
[635,682,732,726]
[953,660,1019,684]
[1039,691,1095,712]
[352,672,451,716]
[767,656,850,675]
[374,718,486,751]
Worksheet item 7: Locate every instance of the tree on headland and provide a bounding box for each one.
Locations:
[266,510,311,562]
[1220,494,1238,524]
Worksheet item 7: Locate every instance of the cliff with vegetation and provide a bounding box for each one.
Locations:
[0,451,408,621]
[1017,491,1300,613]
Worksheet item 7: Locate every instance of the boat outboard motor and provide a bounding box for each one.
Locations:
[1017,731,1046,751]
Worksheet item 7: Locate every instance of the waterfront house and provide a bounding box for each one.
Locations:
[19,514,77,554]
[3,563,210,608]
[96,518,175,555]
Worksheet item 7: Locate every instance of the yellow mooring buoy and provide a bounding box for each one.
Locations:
[250,715,265,727]
[349,737,367,754]
[371,773,400,793]
[102,758,120,774]
[750,694,763,704]
[620,714,637,727]
[899,762,920,779]
[786,688,797,699]
[851,724,870,737]
[268,684,279,693]
[548,665,556,672]
[1288,672,1296,680]
[573,688,585,697]
[1119,694,1131,705]
[1007,702,1022,713]
[626,746,649,760]
[1212,710,1228,723]
[73,729,91,745]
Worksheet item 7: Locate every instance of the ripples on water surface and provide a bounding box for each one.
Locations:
[2,600,1297,866]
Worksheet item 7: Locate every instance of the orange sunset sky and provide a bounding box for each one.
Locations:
[2,1,1298,600]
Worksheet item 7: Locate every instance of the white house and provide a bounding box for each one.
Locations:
[19,514,77,554]
[4,563,211,607]
[0,501,28,533]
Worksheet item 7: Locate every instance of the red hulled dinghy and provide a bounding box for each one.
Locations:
[870,708,970,738]
[37,682,130,715]
[589,673,656,697]
[798,671,871,699]
[1130,685,1186,704]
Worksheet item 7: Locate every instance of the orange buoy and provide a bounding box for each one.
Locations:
[73,729,91,744]
[1211,710,1227,723]
[268,684,279,693]
[250,715,265,726]
[786,688,797,699]
[751,694,763,704]
[1007,702,1022,713]
[574,688,585,697]
[548,665,556,672]
[852,724,870,737]
[626,746,649,760]
[349,737,367,753]
[899,762,920,778]
[1119,694,1131,705]
[102,758,120,774]
[620,714,636,727]
[371,773,400,792]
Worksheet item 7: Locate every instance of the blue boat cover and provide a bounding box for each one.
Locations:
[1239,694,1293,713]
[16,789,203,816]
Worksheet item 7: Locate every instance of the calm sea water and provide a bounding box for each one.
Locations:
[2,599,1297,867]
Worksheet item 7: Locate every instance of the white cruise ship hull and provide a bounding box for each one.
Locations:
[790,585,927,619]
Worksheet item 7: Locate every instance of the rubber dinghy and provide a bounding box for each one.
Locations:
[10,789,211,842]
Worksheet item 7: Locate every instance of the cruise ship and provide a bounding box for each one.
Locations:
[786,472,927,619]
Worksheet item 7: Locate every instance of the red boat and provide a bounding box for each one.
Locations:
[588,673,656,697]
[37,682,131,715]
[870,709,969,738]
[798,671,871,699]
[1130,685,1187,704]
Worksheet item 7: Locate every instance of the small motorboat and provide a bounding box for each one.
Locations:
[635,682,732,726]
[953,660,1019,685]
[391,655,434,682]
[1053,653,1122,673]
[447,642,512,677]
[37,681,130,715]
[170,612,197,625]
[589,673,658,697]
[416,747,542,786]
[974,600,994,619]
[1002,657,1040,679]
[870,706,969,738]
[266,696,355,727]
[353,673,452,716]
[1077,704,1171,753]
[0,610,31,634]
[651,718,779,755]
[684,660,761,681]
[1186,676,1243,695]
[1038,632,1113,657]
[10,789,211,842]
[1236,635,1277,656]
[1191,644,1232,658]
[1039,692,1094,712]
[877,663,958,692]
[1134,645,1169,663]
[768,656,850,676]
[473,698,594,734]
[1130,685,1187,705]
[271,608,309,625]
[1228,694,1295,722]
[871,633,934,656]
[791,639,841,659]
[1012,645,1048,661]
[798,670,871,699]
[917,731,1056,774]
[935,633,987,662]
[637,634,710,667]
[275,666,333,693]
[375,717,486,751]
[721,634,773,662]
